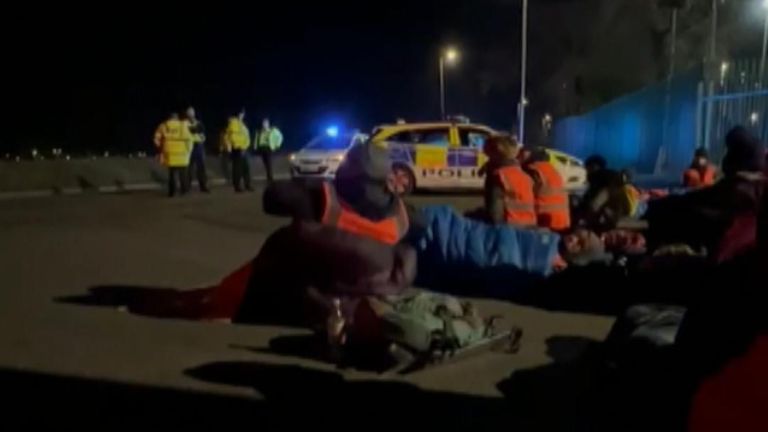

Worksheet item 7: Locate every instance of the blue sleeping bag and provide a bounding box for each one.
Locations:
[413,206,561,298]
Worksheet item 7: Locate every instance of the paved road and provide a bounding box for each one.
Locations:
[0,185,615,428]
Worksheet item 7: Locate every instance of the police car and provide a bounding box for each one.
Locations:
[290,129,369,179]
[370,121,587,194]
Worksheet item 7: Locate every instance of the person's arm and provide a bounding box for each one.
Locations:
[271,128,283,151]
[243,123,251,149]
[263,180,324,220]
[196,121,206,144]
[153,125,163,148]
[485,174,506,224]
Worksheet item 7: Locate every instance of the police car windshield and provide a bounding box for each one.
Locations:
[306,135,351,150]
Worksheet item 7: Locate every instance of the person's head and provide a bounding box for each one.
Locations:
[262,118,271,130]
[585,154,607,175]
[185,106,196,121]
[527,147,550,164]
[169,112,179,121]
[484,134,520,163]
[692,148,709,168]
[237,109,246,121]
[722,126,765,176]
[620,168,633,185]
[334,141,393,200]
[560,228,608,266]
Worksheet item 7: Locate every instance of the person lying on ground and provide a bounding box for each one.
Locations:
[415,206,646,297]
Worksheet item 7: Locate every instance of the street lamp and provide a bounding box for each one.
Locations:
[439,47,459,120]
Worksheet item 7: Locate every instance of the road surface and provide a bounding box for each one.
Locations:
[0,186,615,428]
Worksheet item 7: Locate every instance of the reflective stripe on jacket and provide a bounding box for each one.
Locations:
[320,182,409,245]
[529,161,570,231]
[495,165,536,227]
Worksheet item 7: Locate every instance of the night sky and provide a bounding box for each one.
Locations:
[18,0,765,156]
[2,0,551,155]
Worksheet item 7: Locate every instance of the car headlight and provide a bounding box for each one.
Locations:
[328,155,345,163]
[289,153,297,162]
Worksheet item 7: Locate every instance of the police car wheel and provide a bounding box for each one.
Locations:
[389,165,415,196]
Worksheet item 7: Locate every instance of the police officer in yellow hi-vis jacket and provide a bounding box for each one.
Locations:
[154,113,193,197]
[223,109,252,192]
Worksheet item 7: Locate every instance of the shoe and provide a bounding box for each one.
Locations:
[245,187,254,192]
[234,188,243,193]
[201,188,211,194]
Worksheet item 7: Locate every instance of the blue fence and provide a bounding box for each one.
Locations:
[553,69,702,175]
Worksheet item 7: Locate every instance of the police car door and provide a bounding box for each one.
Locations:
[452,126,491,189]
[412,126,451,189]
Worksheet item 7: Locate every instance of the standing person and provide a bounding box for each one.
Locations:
[524,148,571,231]
[154,112,193,197]
[683,148,717,188]
[255,118,283,182]
[184,107,209,193]
[483,134,536,227]
[223,109,252,192]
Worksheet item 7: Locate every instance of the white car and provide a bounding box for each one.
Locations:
[290,132,369,179]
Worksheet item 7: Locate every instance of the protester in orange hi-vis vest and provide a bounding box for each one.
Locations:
[524,148,571,231]
[683,148,717,188]
[319,181,409,245]
[483,134,536,227]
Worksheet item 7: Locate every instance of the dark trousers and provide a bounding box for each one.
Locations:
[230,149,252,191]
[256,148,274,182]
[187,145,208,191]
[168,167,189,197]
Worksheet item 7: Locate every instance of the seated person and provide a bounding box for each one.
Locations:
[480,134,537,227]
[524,148,571,231]
[574,155,633,231]
[683,147,717,188]
[644,126,765,256]
[128,142,424,327]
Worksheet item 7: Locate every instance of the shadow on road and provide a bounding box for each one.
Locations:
[1,367,263,427]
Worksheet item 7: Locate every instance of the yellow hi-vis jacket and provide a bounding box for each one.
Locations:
[223,117,251,152]
[154,119,193,167]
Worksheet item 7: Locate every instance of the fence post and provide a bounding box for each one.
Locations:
[703,80,715,152]
[696,80,704,149]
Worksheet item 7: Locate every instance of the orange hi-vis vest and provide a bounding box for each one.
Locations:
[320,182,409,245]
[529,161,571,231]
[495,165,536,226]
[683,165,716,188]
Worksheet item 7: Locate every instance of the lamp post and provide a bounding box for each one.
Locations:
[439,47,459,120]
[760,0,768,84]
[519,0,529,144]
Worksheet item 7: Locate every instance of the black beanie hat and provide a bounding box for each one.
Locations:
[722,126,765,175]
[694,147,709,159]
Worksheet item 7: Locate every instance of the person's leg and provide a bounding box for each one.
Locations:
[197,151,209,192]
[231,150,243,192]
[167,167,176,197]
[244,151,253,191]
[262,149,274,182]
[180,166,190,195]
